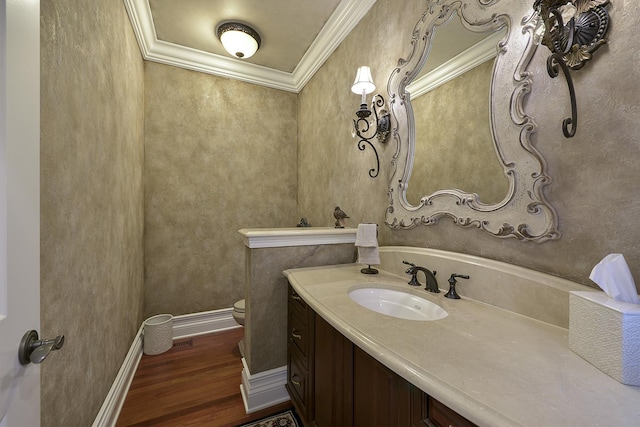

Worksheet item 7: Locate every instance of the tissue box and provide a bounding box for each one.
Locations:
[569,291,640,386]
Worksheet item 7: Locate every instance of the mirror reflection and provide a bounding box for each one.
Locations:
[386,0,559,242]
[406,13,508,205]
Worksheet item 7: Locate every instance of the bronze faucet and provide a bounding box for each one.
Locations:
[402,261,439,293]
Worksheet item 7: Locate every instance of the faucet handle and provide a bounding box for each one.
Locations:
[444,274,469,299]
[403,261,421,286]
[403,260,417,277]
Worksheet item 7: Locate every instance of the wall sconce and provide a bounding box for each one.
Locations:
[532,0,610,138]
[351,66,390,178]
[217,22,261,59]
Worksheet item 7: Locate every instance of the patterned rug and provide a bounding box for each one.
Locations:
[238,410,300,427]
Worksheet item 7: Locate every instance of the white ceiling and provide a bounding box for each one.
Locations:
[124,0,498,94]
[149,0,342,73]
[124,0,377,93]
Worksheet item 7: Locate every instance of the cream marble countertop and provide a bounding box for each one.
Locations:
[284,264,640,427]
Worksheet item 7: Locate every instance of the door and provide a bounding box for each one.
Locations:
[0,1,41,426]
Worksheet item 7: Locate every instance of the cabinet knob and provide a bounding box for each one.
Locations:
[292,294,302,301]
[291,329,302,340]
[291,376,302,387]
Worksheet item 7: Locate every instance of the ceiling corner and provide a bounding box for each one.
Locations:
[124,0,377,93]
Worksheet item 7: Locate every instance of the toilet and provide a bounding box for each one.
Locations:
[232,299,245,325]
[232,299,245,356]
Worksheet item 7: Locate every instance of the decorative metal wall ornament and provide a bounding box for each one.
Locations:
[351,66,391,179]
[353,95,391,178]
[533,0,611,137]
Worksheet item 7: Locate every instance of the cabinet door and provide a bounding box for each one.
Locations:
[314,315,353,427]
[287,344,312,422]
[409,385,430,427]
[287,285,315,425]
[289,296,311,359]
[427,395,477,427]
[353,346,418,427]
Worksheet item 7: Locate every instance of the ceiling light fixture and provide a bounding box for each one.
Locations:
[216,22,261,59]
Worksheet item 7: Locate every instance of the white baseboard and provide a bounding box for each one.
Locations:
[172,307,240,339]
[240,357,290,414]
[91,324,144,427]
[92,308,241,427]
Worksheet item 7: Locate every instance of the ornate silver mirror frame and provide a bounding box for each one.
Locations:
[385,0,560,242]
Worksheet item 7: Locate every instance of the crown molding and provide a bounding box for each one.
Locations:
[407,30,504,99]
[123,0,377,93]
[291,0,377,92]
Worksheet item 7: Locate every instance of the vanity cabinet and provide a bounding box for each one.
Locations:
[314,313,354,426]
[287,284,476,427]
[286,285,315,422]
[352,342,420,426]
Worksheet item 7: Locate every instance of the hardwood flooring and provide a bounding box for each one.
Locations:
[116,328,292,427]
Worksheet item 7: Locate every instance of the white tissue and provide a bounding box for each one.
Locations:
[355,223,380,265]
[589,254,640,304]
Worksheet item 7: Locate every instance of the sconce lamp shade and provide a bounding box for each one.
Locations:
[217,22,261,59]
[351,66,376,95]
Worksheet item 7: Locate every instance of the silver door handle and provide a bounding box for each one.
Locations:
[18,330,65,365]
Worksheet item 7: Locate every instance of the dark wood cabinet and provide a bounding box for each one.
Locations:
[427,395,477,427]
[353,345,414,426]
[314,315,353,426]
[285,285,315,423]
[287,284,477,427]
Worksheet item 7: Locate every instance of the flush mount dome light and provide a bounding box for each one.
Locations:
[217,22,261,59]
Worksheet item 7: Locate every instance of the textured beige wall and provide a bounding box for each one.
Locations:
[40,0,145,425]
[36,0,640,423]
[298,0,424,228]
[144,63,299,317]
[299,0,640,290]
[409,60,508,205]
[245,244,356,373]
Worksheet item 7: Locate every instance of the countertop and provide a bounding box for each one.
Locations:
[284,263,640,427]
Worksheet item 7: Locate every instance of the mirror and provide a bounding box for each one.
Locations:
[406,16,508,205]
[385,0,560,242]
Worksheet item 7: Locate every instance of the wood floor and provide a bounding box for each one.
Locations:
[116,328,292,426]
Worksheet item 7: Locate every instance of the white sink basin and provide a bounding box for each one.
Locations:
[349,287,448,321]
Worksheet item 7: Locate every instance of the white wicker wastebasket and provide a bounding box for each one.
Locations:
[143,314,173,355]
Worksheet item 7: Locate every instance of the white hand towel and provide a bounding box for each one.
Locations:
[355,223,378,247]
[355,223,380,265]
